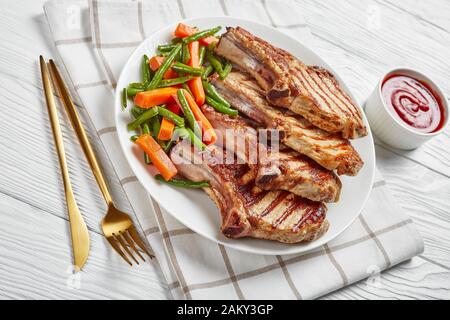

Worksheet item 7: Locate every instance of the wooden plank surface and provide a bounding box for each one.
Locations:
[0,192,170,300]
[0,0,449,299]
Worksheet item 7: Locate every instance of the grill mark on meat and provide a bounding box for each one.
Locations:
[302,67,352,117]
[296,66,344,116]
[313,67,359,119]
[259,192,289,217]
[320,73,357,119]
[290,68,332,114]
[292,204,325,232]
[281,112,341,144]
[272,198,304,228]
[233,164,250,180]
[237,183,269,206]
[291,206,314,231]
[328,73,364,121]
[282,115,331,141]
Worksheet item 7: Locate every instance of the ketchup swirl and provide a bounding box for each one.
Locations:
[382,75,444,133]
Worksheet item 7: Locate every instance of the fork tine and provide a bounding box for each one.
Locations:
[106,236,132,266]
[115,233,139,265]
[128,225,152,257]
[122,231,145,262]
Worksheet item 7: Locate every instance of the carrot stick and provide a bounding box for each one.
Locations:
[183,90,217,145]
[187,41,206,106]
[157,117,175,141]
[148,56,178,79]
[135,134,177,181]
[189,77,206,107]
[187,41,200,67]
[174,23,196,38]
[148,56,164,71]
[173,23,218,47]
[134,87,178,108]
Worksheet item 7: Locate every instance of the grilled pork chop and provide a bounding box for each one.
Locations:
[215,27,367,139]
[202,105,342,202]
[170,142,329,243]
[210,71,364,176]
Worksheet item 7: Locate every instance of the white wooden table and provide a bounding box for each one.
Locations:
[0,0,449,300]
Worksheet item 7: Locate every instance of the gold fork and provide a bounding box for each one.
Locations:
[47,59,151,266]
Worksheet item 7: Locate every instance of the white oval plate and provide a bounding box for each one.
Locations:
[115,17,375,256]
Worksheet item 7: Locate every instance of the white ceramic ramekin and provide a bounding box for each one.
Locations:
[365,67,449,150]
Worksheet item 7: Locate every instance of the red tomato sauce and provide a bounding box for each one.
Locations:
[382,75,444,133]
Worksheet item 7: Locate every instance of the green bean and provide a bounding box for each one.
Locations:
[155,174,209,188]
[171,37,182,44]
[207,41,217,51]
[174,127,205,151]
[177,89,201,135]
[130,135,139,142]
[172,62,204,76]
[205,96,238,116]
[159,140,168,150]
[128,82,147,89]
[127,107,159,131]
[141,123,152,164]
[150,115,161,139]
[121,88,127,110]
[206,51,224,75]
[127,86,144,96]
[220,61,232,79]
[182,83,193,96]
[158,44,177,52]
[131,105,146,119]
[186,127,205,150]
[157,75,194,88]
[142,54,151,83]
[157,106,185,127]
[198,46,206,66]
[142,123,151,135]
[178,47,184,62]
[146,44,182,90]
[202,81,230,107]
[182,26,221,44]
[201,65,214,80]
[130,108,140,119]
[164,139,174,153]
[181,43,190,64]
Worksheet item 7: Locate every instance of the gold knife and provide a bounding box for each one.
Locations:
[39,56,90,270]
[48,60,153,266]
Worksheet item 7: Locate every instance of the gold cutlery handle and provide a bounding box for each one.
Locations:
[48,60,113,206]
[40,57,73,198]
[40,56,89,269]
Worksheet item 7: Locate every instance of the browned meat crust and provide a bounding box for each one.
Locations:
[202,105,342,202]
[170,143,329,243]
[215,27,367,139]
[210,71,364,176]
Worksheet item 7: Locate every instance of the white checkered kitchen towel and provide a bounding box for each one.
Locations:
[43,0,424,300]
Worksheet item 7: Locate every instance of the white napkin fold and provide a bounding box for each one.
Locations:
[44,0,424,300]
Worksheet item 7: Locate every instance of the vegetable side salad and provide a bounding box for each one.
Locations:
[122,23,237,188]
